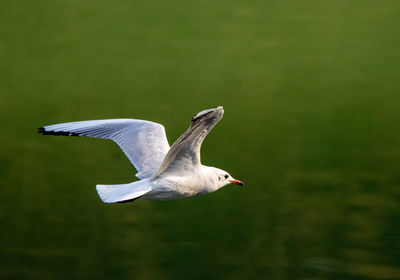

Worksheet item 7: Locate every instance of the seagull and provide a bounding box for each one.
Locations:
[38,106,244,203]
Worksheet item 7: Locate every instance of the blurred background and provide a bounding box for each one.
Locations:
[1,0,400,279]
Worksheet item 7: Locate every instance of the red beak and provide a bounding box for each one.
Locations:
[230,179,245,186]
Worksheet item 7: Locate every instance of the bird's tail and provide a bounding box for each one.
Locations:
[96,180,151,203]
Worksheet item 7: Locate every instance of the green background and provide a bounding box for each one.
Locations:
[1,0,400,279]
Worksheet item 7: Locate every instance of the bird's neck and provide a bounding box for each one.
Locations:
[201,165,223,193]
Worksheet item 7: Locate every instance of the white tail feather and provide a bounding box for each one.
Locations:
[96,180,151,203]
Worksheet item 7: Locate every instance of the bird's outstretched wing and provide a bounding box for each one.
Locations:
[38,119,170,179]
[154,106,224,177]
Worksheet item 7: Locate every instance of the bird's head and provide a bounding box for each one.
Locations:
[209,167,245,189]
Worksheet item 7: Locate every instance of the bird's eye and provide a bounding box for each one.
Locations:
[224,174,229,179]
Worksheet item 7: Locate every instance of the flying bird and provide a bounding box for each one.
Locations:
[38,106,244,203]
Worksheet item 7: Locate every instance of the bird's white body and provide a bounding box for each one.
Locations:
[40,106,244,203]
[144,166,221,200]
[96,165,232,203]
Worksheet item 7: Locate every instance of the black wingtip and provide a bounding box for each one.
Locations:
[38,127,47,135]
[38,127,80,136]
[191,109,214,123]
[191,107,224,123]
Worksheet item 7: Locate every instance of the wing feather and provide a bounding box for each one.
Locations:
[154,106,224,177]
[39,119,170,179]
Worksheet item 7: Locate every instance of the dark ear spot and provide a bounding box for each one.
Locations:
[224,174,229,179]
[218,176,222,181]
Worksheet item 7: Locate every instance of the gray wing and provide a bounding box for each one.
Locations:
[154,106,224,177]
[39,119,170,179]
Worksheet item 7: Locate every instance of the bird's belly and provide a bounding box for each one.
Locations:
[144,178,206,200]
